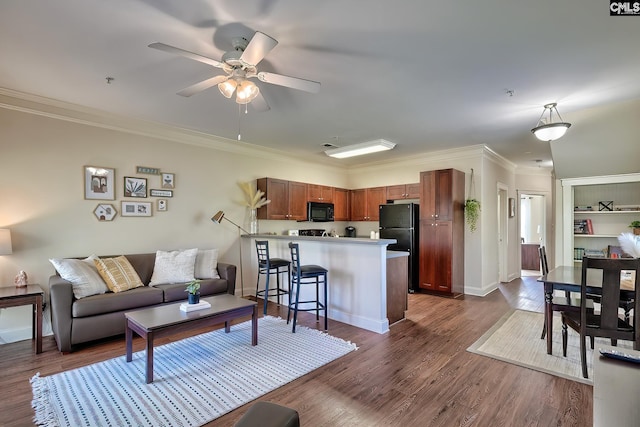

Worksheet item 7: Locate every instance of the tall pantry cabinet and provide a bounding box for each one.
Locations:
[419,168,465,295]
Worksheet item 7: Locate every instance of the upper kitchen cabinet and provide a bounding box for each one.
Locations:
[350,187,386,221]
[386,183,420,201]
[333,188,350,221]
[307,184,334,203]
[420,169,464,221]
[256,178,307,221]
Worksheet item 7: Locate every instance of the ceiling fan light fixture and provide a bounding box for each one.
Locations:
[325,139,396,159]
[531,103,571,141]
[235,80,259,104]
[218,79,237,98]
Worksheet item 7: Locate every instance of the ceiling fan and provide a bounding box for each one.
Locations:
[149,31,321,109]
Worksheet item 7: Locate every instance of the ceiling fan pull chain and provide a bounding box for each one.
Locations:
[237,103,242,141]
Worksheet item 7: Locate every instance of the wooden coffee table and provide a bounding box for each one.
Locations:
[125,294,258,383]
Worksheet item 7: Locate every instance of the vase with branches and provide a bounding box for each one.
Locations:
[239,182,270,234]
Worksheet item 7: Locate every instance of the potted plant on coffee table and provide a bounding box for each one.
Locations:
[185,279,201,304]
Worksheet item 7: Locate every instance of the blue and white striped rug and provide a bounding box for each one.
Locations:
[31,316,357,426]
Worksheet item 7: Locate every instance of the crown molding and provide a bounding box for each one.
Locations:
[0,87,347,175]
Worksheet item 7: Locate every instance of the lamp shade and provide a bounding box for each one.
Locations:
[235,80,260,104]
[218,79,237,98]
[0,229,12,255]
[211,210,225,223]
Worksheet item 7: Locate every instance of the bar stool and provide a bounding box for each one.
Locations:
[287,242,328,333]
[255,240,291,315]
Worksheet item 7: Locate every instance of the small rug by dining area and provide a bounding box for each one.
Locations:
[31,316,357,426]
[467,309,633,385]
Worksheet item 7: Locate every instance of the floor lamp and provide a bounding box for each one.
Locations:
[211,211,250,297]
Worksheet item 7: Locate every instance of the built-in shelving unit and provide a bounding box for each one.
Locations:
[561,173,640,265]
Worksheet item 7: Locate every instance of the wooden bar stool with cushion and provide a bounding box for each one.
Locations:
[288,242,328,333]
[255,240,291,315]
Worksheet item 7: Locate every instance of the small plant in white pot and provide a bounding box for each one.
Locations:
[185,279,201,304]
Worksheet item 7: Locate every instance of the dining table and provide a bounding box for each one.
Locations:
[538,265,635,355]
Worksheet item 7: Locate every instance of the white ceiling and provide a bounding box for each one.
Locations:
[1,1,639,177]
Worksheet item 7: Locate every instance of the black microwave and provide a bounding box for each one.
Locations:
[307,202,334,222]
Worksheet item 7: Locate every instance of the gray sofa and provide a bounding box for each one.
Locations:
[49,252,236,353]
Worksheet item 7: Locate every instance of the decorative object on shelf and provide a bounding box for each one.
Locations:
[629,220,640,236]
[239,181,270,234]
[93,204,117,221]
[211,210,249,297]
[84,166,115,200]
[14,270,28,288]
[157,199,167,211]
[465,168,481,232]
[124,176,147,198]
[531,102,571,141]
[0,229,12,255]
[185,279,201,304]
[121,201,152,217]
[618,232,640,258]
[161,173,175,189]
[599,201,614,211]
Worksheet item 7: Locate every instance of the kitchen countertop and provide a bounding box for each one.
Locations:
[241,234,396,246]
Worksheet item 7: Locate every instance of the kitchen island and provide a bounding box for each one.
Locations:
[241,234,405,333]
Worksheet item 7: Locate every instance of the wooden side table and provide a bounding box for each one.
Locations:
[0,285,44,354]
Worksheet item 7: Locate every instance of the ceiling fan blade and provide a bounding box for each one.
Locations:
[240,31,278,66]
[177,75,229,97]
[251,92,270,112]
[149,42,224,68]
[257,72,321,94]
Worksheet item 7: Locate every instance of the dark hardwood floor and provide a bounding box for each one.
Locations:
[0,276,591,426]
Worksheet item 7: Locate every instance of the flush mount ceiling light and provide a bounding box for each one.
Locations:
[531,103,572,141]
[324,139,396,159]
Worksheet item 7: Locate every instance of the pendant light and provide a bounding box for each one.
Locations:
[531,103,571,141]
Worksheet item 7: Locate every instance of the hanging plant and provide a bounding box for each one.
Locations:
[465,198,481,232]
[465,168,480,232]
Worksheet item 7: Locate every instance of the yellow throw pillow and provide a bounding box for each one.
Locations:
[94,256,144,293]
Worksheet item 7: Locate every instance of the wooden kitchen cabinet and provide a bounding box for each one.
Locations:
[386,183,420,200]
[333,188,350,221]
[307,184,334,203]
[350,186,386,221]
[256,178,307,221]
[418,168,465,295]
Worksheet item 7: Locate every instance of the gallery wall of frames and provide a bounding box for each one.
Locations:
[84,165,175,221]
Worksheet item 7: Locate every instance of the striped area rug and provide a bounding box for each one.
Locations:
[31,316,357,426]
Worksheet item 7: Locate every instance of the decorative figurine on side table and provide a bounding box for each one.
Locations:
[14,270,28,288]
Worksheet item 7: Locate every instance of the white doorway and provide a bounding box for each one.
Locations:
[497,184,508,283]
[520,193,546,275]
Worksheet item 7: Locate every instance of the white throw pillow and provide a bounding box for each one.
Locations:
[49,255,109,299]
[194,249,220,279]
[149,248,198,285]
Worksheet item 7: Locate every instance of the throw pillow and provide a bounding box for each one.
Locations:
[94,256,144,293]
[49,255,109,299]
[194,249,221,279]
[149,248,198,285]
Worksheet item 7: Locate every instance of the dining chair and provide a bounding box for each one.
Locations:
[255,240,291,315]
[539,245,586,340]
[560,257,640,379]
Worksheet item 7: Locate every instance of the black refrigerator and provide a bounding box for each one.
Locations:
[379,203,419,292]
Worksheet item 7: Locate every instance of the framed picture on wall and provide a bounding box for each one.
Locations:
[157,199,167,212]
[84,166,115,200]
[509,198,516,218]
[121,201,152,217]
[124,177,147,198]
[93,203,117,221]
[161,173,175,189]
